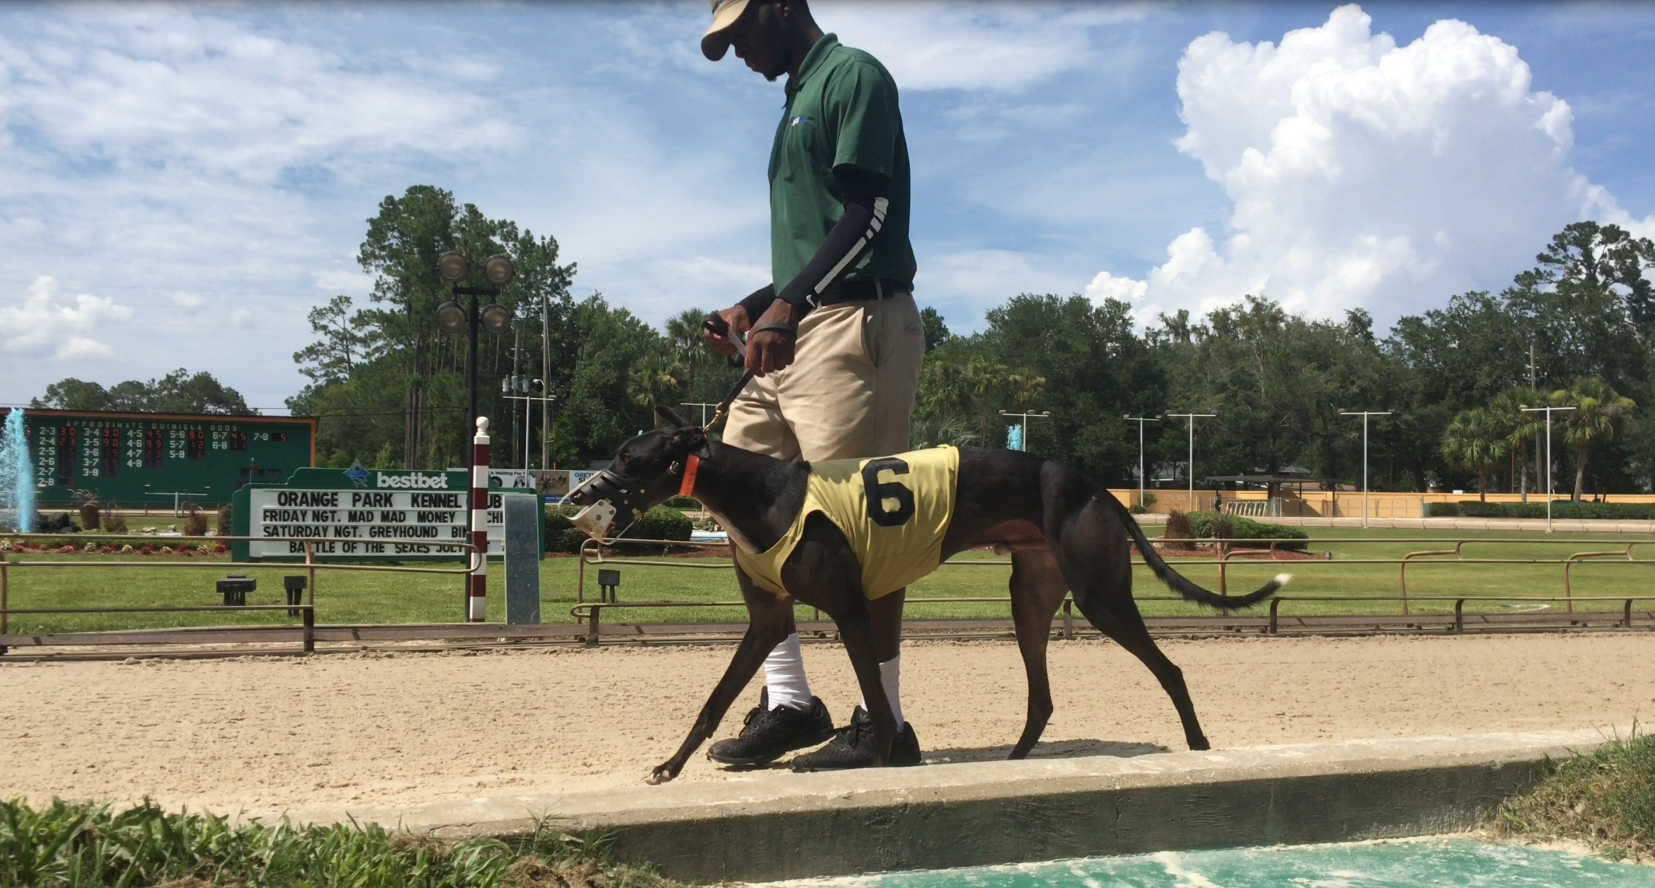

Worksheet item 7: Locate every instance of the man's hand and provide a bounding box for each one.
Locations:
[703,306,751,358]
[747,299,802,376]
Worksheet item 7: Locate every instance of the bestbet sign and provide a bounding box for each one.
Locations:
[376,472,450,489]
[231,467,539,562]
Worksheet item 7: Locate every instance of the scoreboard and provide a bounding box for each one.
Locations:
[4,409,316,508]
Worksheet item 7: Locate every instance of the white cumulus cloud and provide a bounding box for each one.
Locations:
[1089,4,1655,325]
[0,277,134,359]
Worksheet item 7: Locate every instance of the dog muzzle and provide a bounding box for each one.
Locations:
[564,469,652,540]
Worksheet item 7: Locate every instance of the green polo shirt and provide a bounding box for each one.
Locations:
[770,34,915,295]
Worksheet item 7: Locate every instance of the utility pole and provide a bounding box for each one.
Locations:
[542,291,551,470]
[1522,405,1574,533]
[1526,340,1538,502]
[998,409,1050,452]
[1124,415,1160,507]
[1339,411,1392,528]
[1166,413,1216,512]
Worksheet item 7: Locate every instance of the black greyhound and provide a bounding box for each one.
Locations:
[571,407,1288,785]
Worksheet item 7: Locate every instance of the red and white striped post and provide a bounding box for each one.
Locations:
[468,416,490,622]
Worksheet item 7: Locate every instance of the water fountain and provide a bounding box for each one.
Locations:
[0,409,35,533]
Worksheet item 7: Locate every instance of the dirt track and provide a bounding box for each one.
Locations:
[1,634,1650,815]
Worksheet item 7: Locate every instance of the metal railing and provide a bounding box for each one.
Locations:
[0,533,480,655]
[574,534,1655,623]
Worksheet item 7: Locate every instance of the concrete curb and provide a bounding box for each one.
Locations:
[274,729,1612,883]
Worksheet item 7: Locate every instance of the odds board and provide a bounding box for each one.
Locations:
[5,408,316,508]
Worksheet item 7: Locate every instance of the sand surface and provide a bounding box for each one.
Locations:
[1,634,1649,815]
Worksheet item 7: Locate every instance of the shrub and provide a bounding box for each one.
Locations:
[1141,492,1158,507]
[101,512,129,534]
[1187,511,1310,551]
[626,506,693,542]
[183,508,208,537]
[1129,504,1147,515]
[544,504,586,554]
[1163,509,1196,545]
[78,501,101,532]
[217,504,233,536]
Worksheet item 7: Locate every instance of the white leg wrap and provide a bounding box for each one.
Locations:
[762,633,812,711]
[860,654,904,729]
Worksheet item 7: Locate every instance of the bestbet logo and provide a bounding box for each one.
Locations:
[376,473,450,490]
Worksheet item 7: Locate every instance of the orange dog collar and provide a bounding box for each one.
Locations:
[678,453,701,497]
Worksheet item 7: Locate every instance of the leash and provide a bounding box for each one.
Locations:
[701,313,758,433]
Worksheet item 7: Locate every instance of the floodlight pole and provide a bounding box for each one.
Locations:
[1339,411,1392,528]
[1124,415,1160,506]
[998,409,1050,452]
[1522,405,1576,532]
[1166,413,1216,512]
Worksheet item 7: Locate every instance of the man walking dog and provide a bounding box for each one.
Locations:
[699,0,926,771]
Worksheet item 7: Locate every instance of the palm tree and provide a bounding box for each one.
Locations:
[1489,389,1544,501]
[1441,408,1509,502]
[627,350,685,427]
[664,309,709,405]
[962,359,1012,446]
[1551,377,1636,501]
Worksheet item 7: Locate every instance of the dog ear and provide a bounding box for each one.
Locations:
[670,425,708,454]
[656,405,690,429]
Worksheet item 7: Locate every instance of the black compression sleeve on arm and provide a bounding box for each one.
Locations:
[738,284,777,326]
[769,167,891,315]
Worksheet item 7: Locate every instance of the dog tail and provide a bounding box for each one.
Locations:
[1106,495,1289,609]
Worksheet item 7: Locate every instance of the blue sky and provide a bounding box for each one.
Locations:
[0,1,1651,410]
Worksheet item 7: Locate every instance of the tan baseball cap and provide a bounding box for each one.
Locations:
[701,0,750,61]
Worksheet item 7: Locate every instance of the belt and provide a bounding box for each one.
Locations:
[816,277,901,307]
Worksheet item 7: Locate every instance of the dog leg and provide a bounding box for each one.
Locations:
[1051,500,1212,751]
[649,581,793,784]
[1008,548,1067,759]
[836,607,897,766]
[1091,609,1210,751]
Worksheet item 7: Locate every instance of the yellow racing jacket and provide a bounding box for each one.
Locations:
[735,446,960,601]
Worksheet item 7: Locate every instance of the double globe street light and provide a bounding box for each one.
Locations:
[435,251,515,451]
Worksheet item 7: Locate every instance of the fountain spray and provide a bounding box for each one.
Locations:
[0,410,35,533]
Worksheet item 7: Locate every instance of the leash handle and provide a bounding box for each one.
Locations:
[703,313,746,369]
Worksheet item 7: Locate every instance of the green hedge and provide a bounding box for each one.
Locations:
[1427,501,1655,520]
[1187,511,1310,551]
[543,504,694,553]
[624,506,694,542]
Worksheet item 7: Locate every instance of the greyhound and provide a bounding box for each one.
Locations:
[569,406,1288,785]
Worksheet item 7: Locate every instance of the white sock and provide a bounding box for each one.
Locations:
[859,654,904,728]
[763,633,813,711]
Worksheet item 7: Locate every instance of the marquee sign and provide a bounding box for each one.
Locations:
[230,466,540,562]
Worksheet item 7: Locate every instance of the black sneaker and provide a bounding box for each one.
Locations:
[789,707,922,771]
[707,689,835,767]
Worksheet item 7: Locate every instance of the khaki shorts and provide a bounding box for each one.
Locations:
[723,291,924,463]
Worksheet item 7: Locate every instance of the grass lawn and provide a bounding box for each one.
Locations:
[3,526,1651,635]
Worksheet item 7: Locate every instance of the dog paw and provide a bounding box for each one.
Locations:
[645,766,676,785]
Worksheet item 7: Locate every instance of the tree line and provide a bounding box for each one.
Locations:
[32,185,1655,498]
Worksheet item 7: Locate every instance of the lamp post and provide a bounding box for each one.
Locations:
[1166,413,1216,512]
[997,409,1050,452]
[435,251,515,619]
[1124,415,1160,507]
[1338,410,1392,528]
[1522,405,1576,533]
